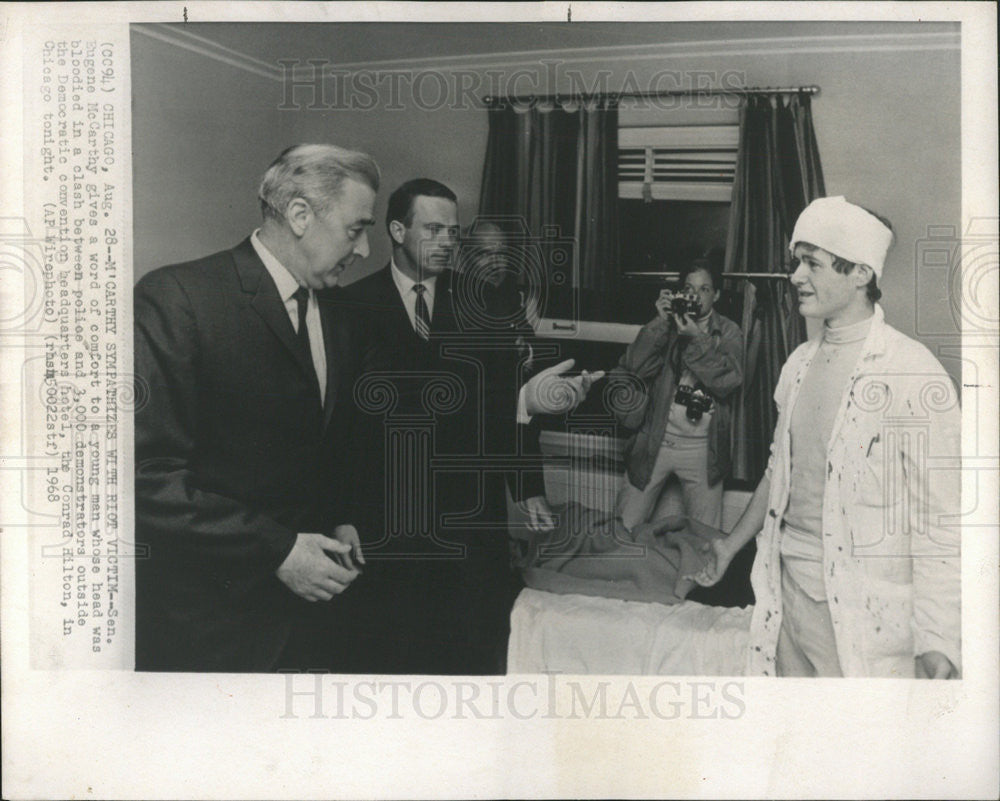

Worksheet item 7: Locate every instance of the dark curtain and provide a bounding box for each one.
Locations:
[574,100,620,297]
[478,98,619,316]
[725,92,825,483]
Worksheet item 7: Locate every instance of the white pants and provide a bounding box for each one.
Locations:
[618,433,723,532]
[776,562,843,677]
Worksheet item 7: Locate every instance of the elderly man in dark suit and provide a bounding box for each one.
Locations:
[133,144,380,672]
[338,179,600,674]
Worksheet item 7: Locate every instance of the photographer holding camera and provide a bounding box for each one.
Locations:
[612,257,744,533]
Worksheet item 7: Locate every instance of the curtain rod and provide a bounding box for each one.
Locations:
[482,85,819,104]
[627,271,791,280]
[723,273,790,280]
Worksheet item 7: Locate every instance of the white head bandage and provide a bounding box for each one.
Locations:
[789,196,894,279]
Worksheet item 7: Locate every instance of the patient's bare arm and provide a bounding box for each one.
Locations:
[689,474,771,586]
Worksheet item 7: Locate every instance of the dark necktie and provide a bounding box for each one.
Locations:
[413,283,431,340]
[292,286,320,393]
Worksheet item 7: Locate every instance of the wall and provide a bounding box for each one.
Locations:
[131,23,961,379]
[130,29,290,274]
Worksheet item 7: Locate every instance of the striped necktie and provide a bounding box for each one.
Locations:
[413,283,431,340]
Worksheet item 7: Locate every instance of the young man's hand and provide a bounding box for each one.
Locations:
[685,524,737,587]
[915,651,958,679]
[653,516,733,586]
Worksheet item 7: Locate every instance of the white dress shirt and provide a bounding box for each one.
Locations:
[390,258,438,332]
[251,231,327,404]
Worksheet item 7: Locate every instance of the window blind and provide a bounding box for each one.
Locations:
[618,125,738,203]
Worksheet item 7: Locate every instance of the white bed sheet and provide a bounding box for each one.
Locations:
[508,588,752,676]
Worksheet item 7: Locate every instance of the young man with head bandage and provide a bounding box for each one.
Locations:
[682,196,961,679]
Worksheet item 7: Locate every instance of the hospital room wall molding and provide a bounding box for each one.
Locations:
[131,24,960,84]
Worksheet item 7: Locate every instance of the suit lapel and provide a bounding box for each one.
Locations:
[318,293,344,428]
[430,270,458,335]
[378,264,463,341]
[231,238,322,404]
[377,264,423,344]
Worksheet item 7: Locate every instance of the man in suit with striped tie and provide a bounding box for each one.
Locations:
[338,179,599,673]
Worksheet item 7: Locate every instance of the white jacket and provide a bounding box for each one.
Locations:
[748,305,961,677]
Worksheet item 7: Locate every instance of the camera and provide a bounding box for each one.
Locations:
[674,384,713,423]
[668,288,702,319]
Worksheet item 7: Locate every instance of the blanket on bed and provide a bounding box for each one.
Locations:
[511,504,722,606]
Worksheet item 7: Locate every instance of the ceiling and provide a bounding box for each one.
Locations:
[138,20,958,70]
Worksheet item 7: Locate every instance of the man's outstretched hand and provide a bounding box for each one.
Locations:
[523,358,605,416]
[276,532,360,602]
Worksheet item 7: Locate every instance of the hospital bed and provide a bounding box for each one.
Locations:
[507,431,754,675]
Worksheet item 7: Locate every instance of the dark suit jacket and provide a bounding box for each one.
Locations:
[342,264,545,496]
[333,263,545,673]
[133,237,373,672]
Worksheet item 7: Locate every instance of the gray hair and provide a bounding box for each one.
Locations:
[258,143,381,221]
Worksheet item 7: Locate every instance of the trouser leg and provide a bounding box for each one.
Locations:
[672,437,723,529]
[777,563,843,678]
[776,565,815,677]
[617,438,677,531]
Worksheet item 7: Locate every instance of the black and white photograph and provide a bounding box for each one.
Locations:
[1,2,997,799]
[129,15,967,678]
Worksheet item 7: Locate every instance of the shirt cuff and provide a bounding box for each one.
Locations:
[517,384,532,424]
